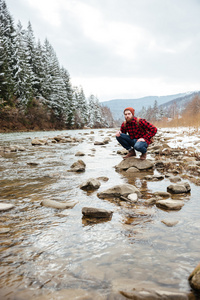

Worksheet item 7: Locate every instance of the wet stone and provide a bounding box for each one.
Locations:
[127,193,138,202]
[31,138,46,146]
[189,262,200,290]
[167,182,191,194]
[156,199,184,211]
[82,207,113,219]
[153,191,171,198]
[80,178,101,190]
[69,160,86,172]
[161,219,179,227]
[0,203,14,211]
[98,184,140,199]
[0,227,11,233]
[120,287,189,300]
[41,199,77,209]
[126,167,140,174]
[75,151,85,156]
[115,157,154,171]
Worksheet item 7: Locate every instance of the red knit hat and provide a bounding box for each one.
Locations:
[124,107,135,116]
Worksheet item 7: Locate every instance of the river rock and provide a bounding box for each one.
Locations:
[115,157,154,171]
[9,145,25,152]
[54,135,66,142]
[126,167,140,174]
[145,197,161,205]
[117,149,128,155]
[161,219,179,227]
[8,146,18,152]
[161,148,172,155]
[75,151,85,156]
[80,178,101,190]
[94,141,105,145]
[183,156,197,162]
[188,262,200,290]
[156,199,184,210]
[103,137,111,144]
[15,145,26,151]
[0,203,14,211]
[98,184,140,199]
[82,207,113,218]
[169,176,181,183]
[145,174,164,181]
[120,287,189,299]
[70,160,86,172]
[27,162,39,166]
[31,138,46,146]
[127,193,138,202]
[167,182,191,194]
[153,191,171,198]
[41,199,77,209]
[3,147,12,153]
[0,227,11,233]
[97,176,109,182]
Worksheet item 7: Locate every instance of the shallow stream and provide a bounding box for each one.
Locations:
[0,129,199,299]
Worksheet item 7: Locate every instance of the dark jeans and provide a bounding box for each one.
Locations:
[116,133,148,154]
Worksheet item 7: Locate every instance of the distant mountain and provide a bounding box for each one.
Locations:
[159,91,200,111]
[101,92,199,120]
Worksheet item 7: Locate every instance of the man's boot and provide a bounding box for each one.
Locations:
[140,152,147,160]
[123,149,136,159]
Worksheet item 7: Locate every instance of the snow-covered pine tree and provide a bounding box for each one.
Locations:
[87,95,104,128]
[0,0,16,104]
[138,106,147,118]
[33,39,45,97]
[41,38,54,101]
[42,38,69,122]
[24,21,40,99]
[73,86,88,128]
[152,99,159,121]
[60,67,76,127]
[13,21,34,105]
[0,0,110,129]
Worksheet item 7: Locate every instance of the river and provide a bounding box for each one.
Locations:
[0,128,199,299]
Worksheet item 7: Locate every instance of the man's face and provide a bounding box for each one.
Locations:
[124,110,133,122]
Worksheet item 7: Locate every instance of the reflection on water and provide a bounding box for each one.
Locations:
[0,129,199,299]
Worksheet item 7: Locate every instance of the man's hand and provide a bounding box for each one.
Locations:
[137,138,145,142]
[116,130,121,137]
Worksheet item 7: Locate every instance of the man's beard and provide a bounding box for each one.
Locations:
[125,117,132,122]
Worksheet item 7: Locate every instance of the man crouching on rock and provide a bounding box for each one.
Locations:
[116,107,157,160]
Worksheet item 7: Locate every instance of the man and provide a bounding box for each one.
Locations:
[116,107,157,160]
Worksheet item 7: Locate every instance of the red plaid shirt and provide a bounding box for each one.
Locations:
[120,117,157,145]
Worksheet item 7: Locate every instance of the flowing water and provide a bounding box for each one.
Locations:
[0,129,199,299]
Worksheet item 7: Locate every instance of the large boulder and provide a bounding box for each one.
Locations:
[98,184,140,199]
[115,157,154,171]
[167,182,191,194]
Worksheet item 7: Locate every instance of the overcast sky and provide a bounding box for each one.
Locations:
[5,0,200,101]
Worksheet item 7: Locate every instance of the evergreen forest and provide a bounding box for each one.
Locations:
[0,0,115,132]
